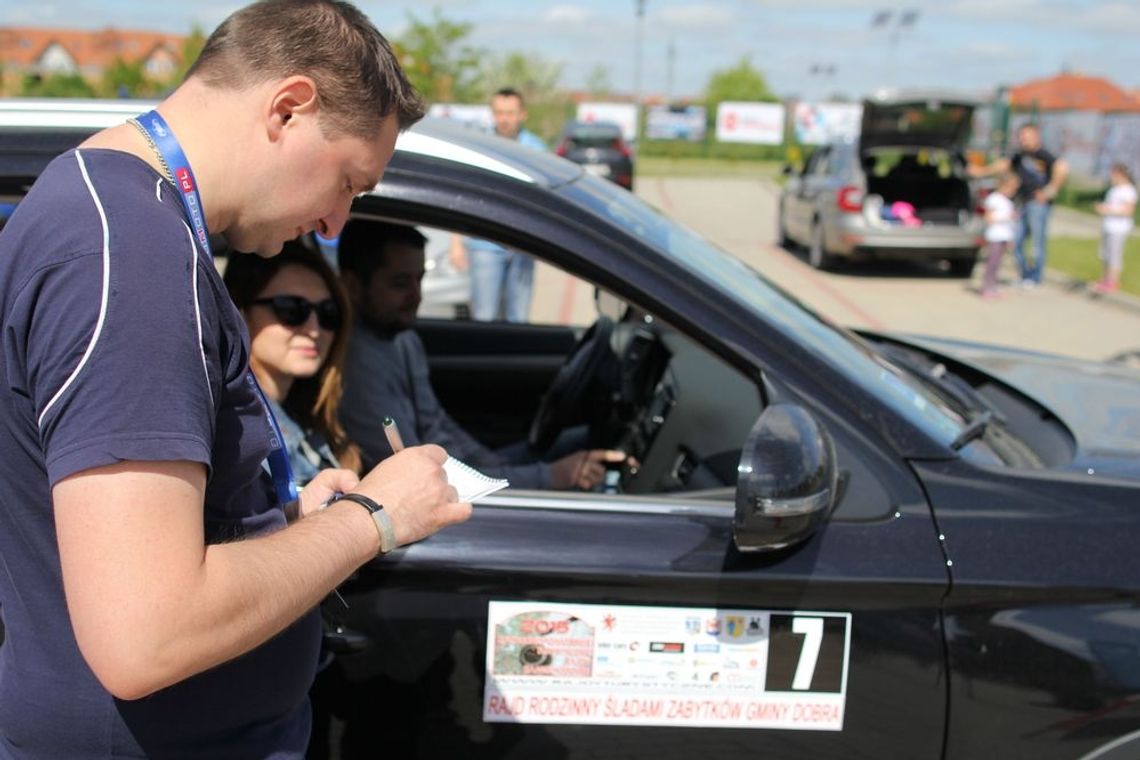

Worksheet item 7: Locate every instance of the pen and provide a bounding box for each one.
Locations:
[383,416,405,454]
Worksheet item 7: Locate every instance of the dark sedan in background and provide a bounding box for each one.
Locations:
[555,119,634,190]
[2,100,1140,760]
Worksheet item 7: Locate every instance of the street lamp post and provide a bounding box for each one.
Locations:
[808,63,838,101]
[871,9,919,90]
[634,0,645,138]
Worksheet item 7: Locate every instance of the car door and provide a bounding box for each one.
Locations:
[309,159,952,758]
[319,210,950,760]
[320,406,950,760]
[787,146,832,242]
[782,149,816,242]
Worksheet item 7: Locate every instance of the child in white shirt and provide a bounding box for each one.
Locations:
[1092,163,1136,294]
[979,172,1020,299]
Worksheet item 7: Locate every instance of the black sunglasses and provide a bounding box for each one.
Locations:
[251,295,342,331]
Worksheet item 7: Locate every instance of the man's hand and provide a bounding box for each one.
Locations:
[298,468,361,519]
[352,444,471,547]
[550,449,632,491]
[966,157,1010,179]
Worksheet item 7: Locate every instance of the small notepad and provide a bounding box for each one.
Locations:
[444,456,509,501]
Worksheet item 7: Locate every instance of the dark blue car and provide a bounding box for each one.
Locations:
[2,100,1139,760]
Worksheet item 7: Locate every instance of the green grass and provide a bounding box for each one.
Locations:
[636,156,783,179]
[1047,236,1140,296]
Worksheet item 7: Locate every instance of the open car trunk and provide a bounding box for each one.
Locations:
[865,161,973,225]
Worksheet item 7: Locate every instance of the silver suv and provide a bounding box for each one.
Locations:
[778,90,985,276]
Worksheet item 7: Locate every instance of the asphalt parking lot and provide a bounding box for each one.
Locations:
[626,177,1139,363]
[533,176,1140,363]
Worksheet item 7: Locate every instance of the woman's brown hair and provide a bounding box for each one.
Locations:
[223,239,362,475]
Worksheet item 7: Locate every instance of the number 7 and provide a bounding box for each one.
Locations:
[791,617,824,690]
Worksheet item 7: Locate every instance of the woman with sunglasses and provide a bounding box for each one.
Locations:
[224,239,362,484]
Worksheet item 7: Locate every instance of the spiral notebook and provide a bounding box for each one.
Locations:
[444,456,509,501]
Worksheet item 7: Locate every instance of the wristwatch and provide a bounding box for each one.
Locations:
[336,493,397,554]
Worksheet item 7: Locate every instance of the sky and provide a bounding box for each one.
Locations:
[5,0,1140,102]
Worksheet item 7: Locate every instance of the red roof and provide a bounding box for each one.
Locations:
[1010,73,1140,113]
[0,26,184,73]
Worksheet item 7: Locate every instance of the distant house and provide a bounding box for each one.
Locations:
[0,26,185,95]
[1010,72,1140,114]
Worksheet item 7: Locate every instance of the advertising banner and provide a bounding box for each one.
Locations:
[715,102,785,145]
[577,102,639,142]
[646,105,707,141]
[793,102,862,144]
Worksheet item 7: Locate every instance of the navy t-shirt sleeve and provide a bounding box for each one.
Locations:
[17,196,217,485]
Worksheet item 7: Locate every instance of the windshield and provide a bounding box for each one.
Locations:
[561,175,967,447]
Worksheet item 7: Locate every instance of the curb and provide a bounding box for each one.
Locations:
[1043,267,1140,317]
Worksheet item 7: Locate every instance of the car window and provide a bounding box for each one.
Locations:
[801,148,823,176]
[810,147,832,176]
[423,226,595,327]
[565,128,621,150]
[560,176,968,448]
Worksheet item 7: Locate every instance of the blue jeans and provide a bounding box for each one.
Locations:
[469,246,534,322]
[1014,201,1051,283]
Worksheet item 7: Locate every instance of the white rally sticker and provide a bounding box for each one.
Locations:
[482,601,851,731]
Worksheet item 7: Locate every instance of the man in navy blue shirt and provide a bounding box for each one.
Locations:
[969,123,1069,287]
[0,1,470,757]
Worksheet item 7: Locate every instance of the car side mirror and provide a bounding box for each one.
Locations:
[781,164,795,176]
[733,404,838,553]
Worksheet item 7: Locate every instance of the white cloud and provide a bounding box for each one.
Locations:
[958,42,1022,62]
[543,5,593,25]
[658,4,736,29]
[943,0,1140,36]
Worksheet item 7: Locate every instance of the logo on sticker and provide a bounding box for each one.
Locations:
[649,642,685,654]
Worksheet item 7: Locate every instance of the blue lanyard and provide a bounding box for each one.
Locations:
[135,110,213,259]
[136,109,298,506]
[248,376,300,506]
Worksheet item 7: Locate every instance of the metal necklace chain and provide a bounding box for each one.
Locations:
[127,117,175,184]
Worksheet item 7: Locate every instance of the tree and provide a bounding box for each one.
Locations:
[477,51,563,103]
[169,26,208,87]
[99,57,149,98]
[20,72,96,98]
[584,64,614,97]
[396,8,484,103]
[703,56,778,107]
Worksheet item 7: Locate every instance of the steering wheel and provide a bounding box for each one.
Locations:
[528,316,615,452]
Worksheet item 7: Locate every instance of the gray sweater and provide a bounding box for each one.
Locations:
[340,324,550,489]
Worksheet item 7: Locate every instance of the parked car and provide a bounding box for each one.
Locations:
[3,100,1140,760]
[555,119,634,190]
[779,90,986,275]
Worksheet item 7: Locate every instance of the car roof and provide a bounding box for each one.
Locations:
[562,119,622,134]
[0,98,582,190]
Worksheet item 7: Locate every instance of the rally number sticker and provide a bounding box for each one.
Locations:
[482,601,851,730]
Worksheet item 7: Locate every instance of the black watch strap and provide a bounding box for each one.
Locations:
[336,493,397,554]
